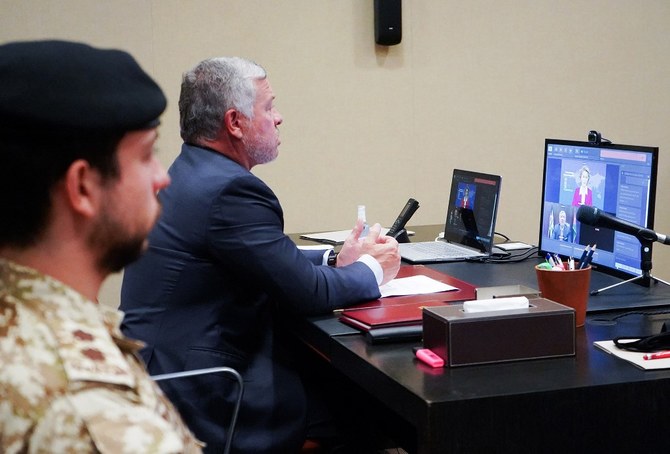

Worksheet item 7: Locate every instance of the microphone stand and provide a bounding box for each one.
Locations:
[591,235,670,296]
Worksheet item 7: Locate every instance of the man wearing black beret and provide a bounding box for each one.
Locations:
[0,40,203,453]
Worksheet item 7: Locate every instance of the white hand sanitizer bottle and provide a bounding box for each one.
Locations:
[358,205,369,239]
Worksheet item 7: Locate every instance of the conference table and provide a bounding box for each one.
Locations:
[289,226,670,453]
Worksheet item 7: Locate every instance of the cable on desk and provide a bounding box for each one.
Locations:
[590,308,670,327]
[466,246,539,264]
[439,231,513,244]
[432,230,538,264]
[494,231,511,242]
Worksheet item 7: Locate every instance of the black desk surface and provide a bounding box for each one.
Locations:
[291,226,670,453]
[326,317,670,453]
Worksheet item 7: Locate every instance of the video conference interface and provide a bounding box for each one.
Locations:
[539,139,658,277]
[446,172,500,252]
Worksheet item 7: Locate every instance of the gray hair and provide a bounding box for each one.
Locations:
[179,57,266,143]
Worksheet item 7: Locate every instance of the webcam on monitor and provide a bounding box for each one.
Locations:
[587,129,611,145]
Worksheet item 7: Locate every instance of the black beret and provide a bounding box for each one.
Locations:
[0,40,166,132]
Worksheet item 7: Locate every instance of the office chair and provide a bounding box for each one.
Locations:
[151,367,244,454]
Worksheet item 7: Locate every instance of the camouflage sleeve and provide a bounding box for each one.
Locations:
[0,265,203,453]
[31,388,201,454]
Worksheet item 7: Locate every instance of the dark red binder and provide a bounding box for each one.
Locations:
[338,265,476,331]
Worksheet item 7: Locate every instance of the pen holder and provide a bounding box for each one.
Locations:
[535,263,591,327]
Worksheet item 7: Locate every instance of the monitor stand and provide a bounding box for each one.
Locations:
[590,240,670,296]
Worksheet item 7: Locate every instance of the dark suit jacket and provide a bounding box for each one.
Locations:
[552,222,574,242]
[120,144,380,453]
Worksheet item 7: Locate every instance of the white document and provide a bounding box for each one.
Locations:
[496,242,534,251]
[379,275,457,298]
[300,228,413,245]
[594,340,670,370]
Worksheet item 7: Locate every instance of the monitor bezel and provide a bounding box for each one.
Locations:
[538,138,659,285]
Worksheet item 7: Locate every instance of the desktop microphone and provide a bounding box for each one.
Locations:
[576,205,670,245]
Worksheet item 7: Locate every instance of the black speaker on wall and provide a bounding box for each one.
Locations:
[374,0,402,46]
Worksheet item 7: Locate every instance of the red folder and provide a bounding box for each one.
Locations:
[338,265,476,331]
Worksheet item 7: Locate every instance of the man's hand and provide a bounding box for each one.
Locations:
[338,220,400,285]
[337,218,367,266]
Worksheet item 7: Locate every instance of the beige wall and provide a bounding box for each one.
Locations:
[2,0,670,308]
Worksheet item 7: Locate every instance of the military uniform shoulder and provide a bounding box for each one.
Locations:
[0,261,203,452]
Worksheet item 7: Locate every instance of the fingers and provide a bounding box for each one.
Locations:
[352,217,365,234]
[376,234,398,246]
[380,251,401,285]
[364,223,382,243]
[345,218,365,245]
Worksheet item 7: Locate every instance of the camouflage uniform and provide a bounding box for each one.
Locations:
[0,259,203,453]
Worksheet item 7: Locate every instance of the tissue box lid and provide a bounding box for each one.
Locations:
[424,297,571,322]
[475,284,540,300]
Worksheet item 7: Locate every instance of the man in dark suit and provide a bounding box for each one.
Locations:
[552,210,574,242]
[120,57,400,453]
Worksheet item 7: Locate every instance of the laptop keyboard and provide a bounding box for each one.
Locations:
[400,241,482,260]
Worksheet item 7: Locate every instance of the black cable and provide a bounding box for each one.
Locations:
[590,309,670,326]
[494,231,511,242]
[466,246,539,264]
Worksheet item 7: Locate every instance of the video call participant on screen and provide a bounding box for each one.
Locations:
[0,40,202,453]
[551,210,574,242]
[461,187,471,208]
[119,56,400,453]
[572,165,593,206]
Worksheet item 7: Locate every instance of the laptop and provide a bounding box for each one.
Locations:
[399,169,502,263]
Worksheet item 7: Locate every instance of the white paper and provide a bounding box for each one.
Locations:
[463,296,529,313]
[379,275,457,298]
[594,340,670,370]
[300,228,413,245]
[496,242,534,251]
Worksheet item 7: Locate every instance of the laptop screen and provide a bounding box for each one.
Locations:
[444,169,502,253]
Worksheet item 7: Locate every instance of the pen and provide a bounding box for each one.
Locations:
[553,254,565,270]
[568,257,575,270]
[577,245,590,269]
[643,351,670,360]
[581,244,596,269]
[545,253,556,267]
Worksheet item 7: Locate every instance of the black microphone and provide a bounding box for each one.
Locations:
[576,205,670,245]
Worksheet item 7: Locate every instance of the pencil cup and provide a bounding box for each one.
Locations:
[535,263,591,327]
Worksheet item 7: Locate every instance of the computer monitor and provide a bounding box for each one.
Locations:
[538,138,659,284]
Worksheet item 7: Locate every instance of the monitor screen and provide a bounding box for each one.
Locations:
[538,138,659,283]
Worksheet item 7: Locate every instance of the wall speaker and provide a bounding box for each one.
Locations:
[374,0,402,46]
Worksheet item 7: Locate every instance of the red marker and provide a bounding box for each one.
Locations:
[415,348,445,368]
[643,351,670,360]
